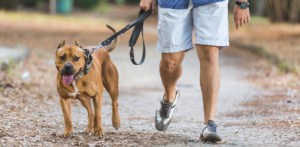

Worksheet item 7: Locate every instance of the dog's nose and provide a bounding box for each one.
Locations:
[64,63,73,70]
[62,63,74,75]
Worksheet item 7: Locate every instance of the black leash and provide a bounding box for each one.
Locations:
[91,8,151,65]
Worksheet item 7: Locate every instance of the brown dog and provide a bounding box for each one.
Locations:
[55,25,120,138]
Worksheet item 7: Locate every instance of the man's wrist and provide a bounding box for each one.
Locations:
[236,0,248,2]
[235,0,250,9]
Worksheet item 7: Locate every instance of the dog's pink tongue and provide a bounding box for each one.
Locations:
[62,75,74,85]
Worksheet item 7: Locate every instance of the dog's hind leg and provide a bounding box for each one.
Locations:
[102,62,120,130]
[78,96,94,134]
[60,98,73,137]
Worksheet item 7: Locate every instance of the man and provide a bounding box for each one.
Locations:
[140,0,250,143]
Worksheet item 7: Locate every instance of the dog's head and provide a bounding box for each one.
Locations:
[55,40,86,85]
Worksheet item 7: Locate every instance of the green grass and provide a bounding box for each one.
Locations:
[248,15,270,25]
[231,41,299,75]
[0,10,126,28]
[93,3,112,13]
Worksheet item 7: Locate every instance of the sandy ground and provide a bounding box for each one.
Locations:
[0,43,299,146]
[0,10,299,146]
[230,21,300,70]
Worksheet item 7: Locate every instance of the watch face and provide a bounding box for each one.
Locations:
[241,3,249,9]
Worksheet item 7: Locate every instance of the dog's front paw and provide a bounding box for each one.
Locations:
[63,131,73,138]
[112,115,121,130]
[94,127,105,138]
[85,127,93,134]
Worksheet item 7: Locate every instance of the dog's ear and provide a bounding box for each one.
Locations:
[75,40,83,48]
[57,40,66,49]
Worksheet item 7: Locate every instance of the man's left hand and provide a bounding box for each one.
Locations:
[233,3,250,29]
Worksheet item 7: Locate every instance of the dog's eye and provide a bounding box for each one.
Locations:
[60,55,66,60]
[74,56,80,62]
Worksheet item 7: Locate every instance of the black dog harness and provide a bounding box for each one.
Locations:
[74,48,93,80]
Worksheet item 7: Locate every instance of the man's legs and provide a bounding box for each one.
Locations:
[160,51,185,102]
[197,45,220,123]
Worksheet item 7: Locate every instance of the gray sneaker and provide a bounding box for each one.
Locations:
[200,120,222,143]
[155,91,179,131]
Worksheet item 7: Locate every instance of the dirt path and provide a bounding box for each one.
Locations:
[0,10,299,146]
[1,41,298,146]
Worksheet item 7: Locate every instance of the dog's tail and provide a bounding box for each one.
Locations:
[105,24,119,52]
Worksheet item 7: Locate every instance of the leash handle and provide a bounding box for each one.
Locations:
[92,8,151,65]
[128,9,151,65]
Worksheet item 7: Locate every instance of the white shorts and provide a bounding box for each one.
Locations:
[157,0,229,53]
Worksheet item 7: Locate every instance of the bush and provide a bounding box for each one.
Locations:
[21,0,45,8]
[124,0,140,4]
[74,0,101,9]
[0,0,19,9]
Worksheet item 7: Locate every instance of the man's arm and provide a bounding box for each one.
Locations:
[140,0,156,14]
[234,0,251,29]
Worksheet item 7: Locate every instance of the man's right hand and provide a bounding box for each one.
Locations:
[140,0,156,14]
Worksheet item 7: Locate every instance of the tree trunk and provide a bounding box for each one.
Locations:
[250,0,266,16]
[266,0,300,23]
[49,0,57,14]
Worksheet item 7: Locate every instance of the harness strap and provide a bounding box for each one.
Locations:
[83,49,93,74]
[74,48,93,80]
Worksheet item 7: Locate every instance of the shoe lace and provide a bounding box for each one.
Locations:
[202,120,217,135]
[207,124,217,133]
[160,101,173,118]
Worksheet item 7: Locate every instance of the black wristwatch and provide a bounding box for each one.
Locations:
[235,1,250,9]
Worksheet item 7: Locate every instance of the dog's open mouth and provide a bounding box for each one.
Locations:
[62,75,74,85]
[61,68,82,85]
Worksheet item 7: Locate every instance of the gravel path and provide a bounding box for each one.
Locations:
[0,44,299,146]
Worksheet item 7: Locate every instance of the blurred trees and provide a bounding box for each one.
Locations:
[0,0,46,10]
[0,0,138,10]
[266,0,300,23]
[250,0,266,16]
[1,0,300,23]
[0,0,19,9]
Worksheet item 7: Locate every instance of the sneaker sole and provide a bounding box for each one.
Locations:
[200,133,222,142]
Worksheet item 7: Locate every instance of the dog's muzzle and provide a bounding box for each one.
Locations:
[62,63,75,76]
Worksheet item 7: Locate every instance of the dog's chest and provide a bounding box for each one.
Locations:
[70,80,98,98]
[58,80,97,99]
